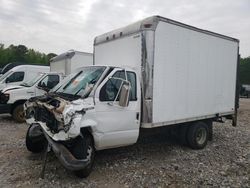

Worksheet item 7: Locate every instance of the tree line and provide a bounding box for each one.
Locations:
[239,56,250,85]
[0,44,57,67]
[0,44,250,84]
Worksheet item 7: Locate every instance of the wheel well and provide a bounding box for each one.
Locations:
[11,100,27,114]
[80,127,95,149]
[188,119,213,141]
[177,119,213,143]
[80,127,93,138]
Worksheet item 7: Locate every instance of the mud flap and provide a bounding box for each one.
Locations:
[232,109,238,127]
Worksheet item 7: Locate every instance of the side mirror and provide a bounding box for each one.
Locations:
[119,82,130,107]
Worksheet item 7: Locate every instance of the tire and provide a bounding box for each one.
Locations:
[207,121,213,141]
[71,134,95,178]
[12,104,25,123]
[187,121,209,149]
[26,124,48,153]
[178,124,189,146]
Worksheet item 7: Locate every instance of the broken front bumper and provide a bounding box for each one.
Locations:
[42,129,90,171]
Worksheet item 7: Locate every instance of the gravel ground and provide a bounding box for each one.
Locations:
[0,99,249,188]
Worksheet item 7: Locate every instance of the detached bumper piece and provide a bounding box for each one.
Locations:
[43,131,90,171]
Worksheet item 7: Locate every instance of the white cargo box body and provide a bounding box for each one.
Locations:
[94,16,239,128]
[50,50,93,75]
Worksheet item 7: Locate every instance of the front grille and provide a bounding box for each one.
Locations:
[34,107,59,133]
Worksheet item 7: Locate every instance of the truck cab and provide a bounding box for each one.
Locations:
[0,72,62,122]
[25,66,140,176]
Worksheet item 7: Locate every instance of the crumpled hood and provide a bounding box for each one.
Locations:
[63,97,94,124]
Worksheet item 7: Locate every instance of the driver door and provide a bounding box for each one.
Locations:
[94,69,140,149]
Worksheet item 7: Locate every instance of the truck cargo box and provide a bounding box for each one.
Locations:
[94,16,239,128]
[50,50,93,75]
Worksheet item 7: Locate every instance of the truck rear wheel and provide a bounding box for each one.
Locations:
[12,104,25,123]
[71,134,95,178]
[187,121,209,149]
[26,124,47,153]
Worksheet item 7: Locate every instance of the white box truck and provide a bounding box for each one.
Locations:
[24,16,239,178]
[0,51,93,122]
[50,50,93,75]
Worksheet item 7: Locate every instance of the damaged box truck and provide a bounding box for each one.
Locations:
[24,16,239,178]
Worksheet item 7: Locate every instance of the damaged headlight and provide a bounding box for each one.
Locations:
[63,107,89,126]
[25,106,35,119]
[64,111,74,125]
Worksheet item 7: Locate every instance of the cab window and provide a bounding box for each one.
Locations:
[99,71,137,101]
[6,71,24,83]
[38,75,60,89]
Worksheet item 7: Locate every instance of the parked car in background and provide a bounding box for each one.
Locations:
[0,62,24,76]
[240,84,250,98]
[0,65,49,91]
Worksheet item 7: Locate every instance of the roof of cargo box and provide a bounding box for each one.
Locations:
[94,15,239,45]
[50,50,92,62]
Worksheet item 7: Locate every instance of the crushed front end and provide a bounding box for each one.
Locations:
[24,66,106,177]
[24,93,94,172]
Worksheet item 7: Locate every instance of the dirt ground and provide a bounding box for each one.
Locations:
[0,99,249,188]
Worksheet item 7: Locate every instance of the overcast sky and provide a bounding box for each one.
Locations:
[0,0,249,57]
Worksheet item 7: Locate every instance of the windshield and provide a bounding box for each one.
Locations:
[54,66,105,96]
[0,71,13,82]
[21,73,45,87]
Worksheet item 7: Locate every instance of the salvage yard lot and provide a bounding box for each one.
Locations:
[0,99,249,187]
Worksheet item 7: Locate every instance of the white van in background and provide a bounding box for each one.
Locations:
[0,72,62,122]
[0,65,49,91]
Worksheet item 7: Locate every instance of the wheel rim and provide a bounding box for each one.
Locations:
[29,124,43,138]
[17,109,25,121]
[196,128,207,145]
[86,146,93,161]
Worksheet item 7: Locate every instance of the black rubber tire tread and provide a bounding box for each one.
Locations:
[187,121,209,150]
[179,124,189,146]
[72,134,95,178]
[12,104,25,123]
[26,125,48,153]
[207,121,213,141]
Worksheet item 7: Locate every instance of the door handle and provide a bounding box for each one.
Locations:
[136,112,139,120]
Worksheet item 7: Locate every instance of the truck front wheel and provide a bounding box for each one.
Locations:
[12,104,25,123]
[71,134,95,178]
[187,121,209,149]
[26,124,48,153]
